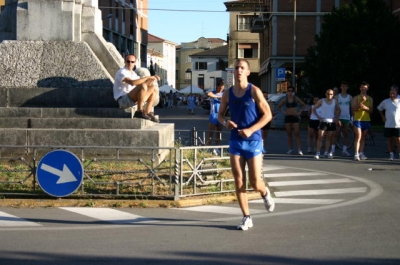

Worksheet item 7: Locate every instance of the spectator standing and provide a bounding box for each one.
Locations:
[307,97,321,153]
[217,59,275,231]
[276,86,307,155]
[187,93,196,114]
[377,85,400,161]
[313,89,341,159]
[167,90,174,108]
[332,81,353,156]
[351,81,374,161]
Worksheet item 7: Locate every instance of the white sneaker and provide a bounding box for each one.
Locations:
[237,216,253,231]
[354,155,360,161]
[262,191,275,212]
[342,150,351,157]
[314,154,320,159]
[360,154,368,160]
[298,150,303,156]
[389,153,394,161]
[328,153,333,159]
[286,149,293,155]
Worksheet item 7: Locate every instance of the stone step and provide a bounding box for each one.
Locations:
[0,107,132,118]
[0,117,152,129]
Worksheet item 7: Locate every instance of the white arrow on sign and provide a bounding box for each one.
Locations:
[40,163,78,184]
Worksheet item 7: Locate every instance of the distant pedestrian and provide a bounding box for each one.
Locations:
[187,93,196,114]
[377,85,400,161]
[217,59,275,231]
[351,81,373,161]
[167,90,174,108]
[307,97,321,153]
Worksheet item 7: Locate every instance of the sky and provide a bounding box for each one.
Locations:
[148,0,230,44]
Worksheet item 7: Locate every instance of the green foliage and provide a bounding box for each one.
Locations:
[303,0,400,103]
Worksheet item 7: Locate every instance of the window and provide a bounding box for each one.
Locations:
[216,59,227,71]
[238,16,252,31]
[198,74,204,89]
[195,62,207,70]
[238,43,258,58]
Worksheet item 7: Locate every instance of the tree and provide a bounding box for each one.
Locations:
[303,0,400,102]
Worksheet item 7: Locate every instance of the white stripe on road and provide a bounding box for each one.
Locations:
[263,165,285,171]
[274,187,367,197]
[269,178,355,187]
[250,198,344,205]
[0,211,42,227]
[175,205,266,215]
[264,172,328,178]
[60,207,155,224]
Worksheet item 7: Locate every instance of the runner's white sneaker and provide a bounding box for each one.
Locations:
[314,152,320,159]
[354,155,360,161]
[328,153,333,159]
[262,190,275,212]
[298,150,303,156]
[237,216,253,231]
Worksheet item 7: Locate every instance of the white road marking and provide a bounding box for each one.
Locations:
[274,187,367,197]
[263,165,285,171]
[0,211,42,227]
[175,205,265,215]
[269,178,355,186]
[250,198,344,205]
[60,207,155,224]
[264,172,328,178]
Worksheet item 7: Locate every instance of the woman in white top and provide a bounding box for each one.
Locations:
[312,89,341,159]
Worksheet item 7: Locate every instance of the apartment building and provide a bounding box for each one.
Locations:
[225,0,400,93]
[176,37,227,90]
[189,45,228,91]
[99,0,148,68]
[224,0,262,87]
[148,33,177,88]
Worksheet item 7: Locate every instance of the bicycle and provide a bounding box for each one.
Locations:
[335,125,375,149]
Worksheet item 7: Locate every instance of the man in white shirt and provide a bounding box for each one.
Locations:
[334,81,352,156]
[113,54,160,122]
[377,85,400,161]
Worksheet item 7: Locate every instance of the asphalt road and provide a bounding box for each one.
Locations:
[1,105,399,265]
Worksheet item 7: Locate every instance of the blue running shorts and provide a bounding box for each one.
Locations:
[229,140,263,159]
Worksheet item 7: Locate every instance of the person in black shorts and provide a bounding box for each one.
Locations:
[307,97,320,153]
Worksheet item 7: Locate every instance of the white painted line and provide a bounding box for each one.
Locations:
[60,207,155,224]
[263,165,285,171]
[250,198,344,205]
[175,205,265,215]
[275,187,367,197]
[269,178,355,187]
[264,172,328,178]
[0,211,42,227]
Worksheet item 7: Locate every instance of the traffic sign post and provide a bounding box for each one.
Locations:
[36,150,84,197]
[276,68,286,81]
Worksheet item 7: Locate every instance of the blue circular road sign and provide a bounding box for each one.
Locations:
[36,150,84,197]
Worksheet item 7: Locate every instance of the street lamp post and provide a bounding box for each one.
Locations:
[292,0,297,88]
[186,68,192,94]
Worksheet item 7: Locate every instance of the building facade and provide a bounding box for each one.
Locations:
[189,45,228,91]
[147,33,177,88]
[176,37,227,90]
[224,0,262,87]
[99,0,148,68]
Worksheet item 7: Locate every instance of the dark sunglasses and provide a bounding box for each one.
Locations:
[126,60,136,64]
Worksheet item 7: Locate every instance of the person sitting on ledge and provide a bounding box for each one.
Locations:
[113,54,160,122]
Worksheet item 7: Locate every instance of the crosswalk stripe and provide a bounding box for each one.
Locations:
[274,187,367,197]
[263,165,285,171]
[0,211,42,227]
[175,205,265,215]
[60,207,155,224]
[250,198,344,205]
[269,178,355,186]
[264,172,328,178]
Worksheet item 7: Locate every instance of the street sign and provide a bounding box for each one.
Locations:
[276,68,286,81]
[36,150,84,197]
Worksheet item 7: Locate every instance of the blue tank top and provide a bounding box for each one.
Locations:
[228,83,261,141]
